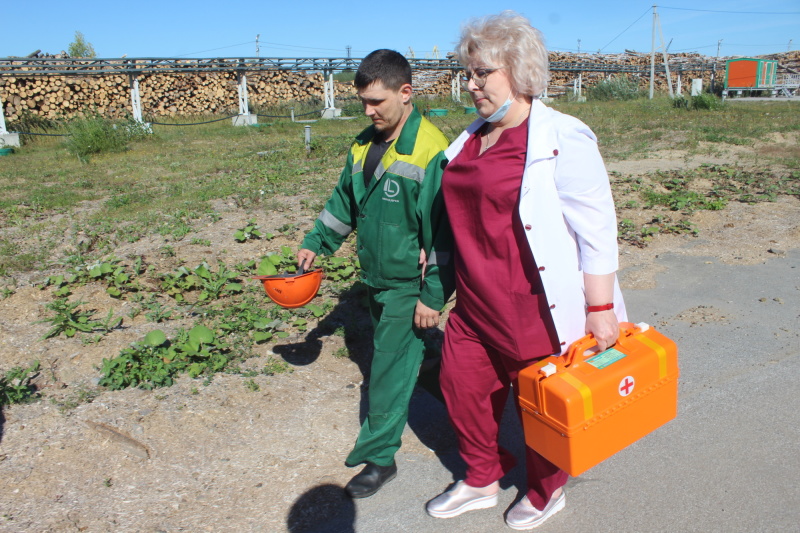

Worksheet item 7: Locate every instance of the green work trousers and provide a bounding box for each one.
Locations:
[345,285,426,467]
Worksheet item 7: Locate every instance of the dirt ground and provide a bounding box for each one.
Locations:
[0,142,798,532]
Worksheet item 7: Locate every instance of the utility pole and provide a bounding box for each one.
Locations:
[577,39,581,54]
[657,11,674,98]
[712,39,722,94]
[649,5,657,99]
[789,39,793,52]
[346,45,351,59]
[649,5,675,99]
[256,34,260,58]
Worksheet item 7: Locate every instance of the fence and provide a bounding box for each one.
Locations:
[0,55,719,134]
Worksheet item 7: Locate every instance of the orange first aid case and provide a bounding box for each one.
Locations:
[517,322,679,476]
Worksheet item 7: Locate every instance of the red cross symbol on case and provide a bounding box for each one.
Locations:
[619,376,635,397]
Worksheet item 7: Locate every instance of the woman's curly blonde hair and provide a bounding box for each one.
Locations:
[456,10,550,97]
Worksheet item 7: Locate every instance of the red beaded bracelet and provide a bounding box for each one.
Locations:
[586,303,614,312]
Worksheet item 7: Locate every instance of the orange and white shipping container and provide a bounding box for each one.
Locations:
[724,58,778,90]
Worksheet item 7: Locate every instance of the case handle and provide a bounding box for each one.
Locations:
[559,321,639,369]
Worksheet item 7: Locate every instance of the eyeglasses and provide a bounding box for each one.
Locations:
[460,67,502,89]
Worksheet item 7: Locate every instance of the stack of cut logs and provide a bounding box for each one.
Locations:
[409,51,738,97]
[0,71,325,122]
[138,71,325,116]
[1,51,797,122]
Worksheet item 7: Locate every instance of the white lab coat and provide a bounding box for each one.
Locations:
[444,99,627,355]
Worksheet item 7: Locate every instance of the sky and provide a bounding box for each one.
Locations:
[2,1,798,60]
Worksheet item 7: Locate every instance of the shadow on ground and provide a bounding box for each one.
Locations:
[286,483,356,533]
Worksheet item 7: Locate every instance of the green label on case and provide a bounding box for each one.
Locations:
[586,348,627,369]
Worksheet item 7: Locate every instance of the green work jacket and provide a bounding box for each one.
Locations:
[301,106,453,311]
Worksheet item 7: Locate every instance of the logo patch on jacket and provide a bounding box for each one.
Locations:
[382,178,400,203]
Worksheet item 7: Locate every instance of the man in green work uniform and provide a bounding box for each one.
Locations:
[297,49,452,499]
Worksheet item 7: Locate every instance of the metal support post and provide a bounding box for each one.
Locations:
[129,75,143,123]
[451,72,461,102]
[324,72,334,109]
[233,69,257,126]
[540,83,553,104]
[321,71,341,118]
[237,71,250,116]
[0,95,8,134]
[573,74,586,102]
[0,94,21,147]
[127,74,152,133]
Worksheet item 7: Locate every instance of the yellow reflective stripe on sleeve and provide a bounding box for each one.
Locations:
[559,373,594,421]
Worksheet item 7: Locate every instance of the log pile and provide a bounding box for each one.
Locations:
[138,71,325,116]
[1,51,797,122]
[0,70,326,122]
[411,51,732,97]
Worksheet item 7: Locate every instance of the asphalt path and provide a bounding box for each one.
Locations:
[296,250,800,533]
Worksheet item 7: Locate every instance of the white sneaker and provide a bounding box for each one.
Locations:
[505,489,565,530]
[426,480,499,519]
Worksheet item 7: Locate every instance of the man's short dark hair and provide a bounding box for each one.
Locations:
[354,49,412,91]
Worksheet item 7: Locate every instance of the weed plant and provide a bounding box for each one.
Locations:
[587,76,643,101]
[38,297,122,339]
[1,361,41,406]
[673,93,724,111]
[63,115,147,161]
[6,110,59,142]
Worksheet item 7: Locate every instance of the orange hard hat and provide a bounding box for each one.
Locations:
[253,267,323,308]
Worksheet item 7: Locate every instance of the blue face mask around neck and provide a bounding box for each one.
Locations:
[484,93,514,123]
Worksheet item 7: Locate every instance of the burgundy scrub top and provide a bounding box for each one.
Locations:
[443,119,560,360]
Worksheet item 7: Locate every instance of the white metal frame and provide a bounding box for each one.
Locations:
[0,95,7,134]
[451,72,461,102]
[237,71,250,116]
[129,75,144,123]
[324,73,335,110]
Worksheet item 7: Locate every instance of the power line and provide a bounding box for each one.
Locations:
[660,6,800,15]
[165,37,449,60]
[176,41,256,57]
[671,45,718,52]
[598,7,652,53]
[723,42,795,46]
[671,42,793,52]
[259,41,346,53]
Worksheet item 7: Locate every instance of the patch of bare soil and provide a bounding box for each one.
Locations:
[1,149,798,532]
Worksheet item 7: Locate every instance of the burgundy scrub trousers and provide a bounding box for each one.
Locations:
[440,118,569,511]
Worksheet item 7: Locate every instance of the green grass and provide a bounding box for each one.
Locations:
[2,97,798,276]
[1,96,798,389]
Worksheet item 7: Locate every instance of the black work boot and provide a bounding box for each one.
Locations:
[344,461,397,499]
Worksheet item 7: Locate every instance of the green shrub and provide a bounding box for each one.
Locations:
[672,93,724,111]
[63,115,148,161]
[672,96,690,109]
[691,93,723,110]
[587,76,642,101]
